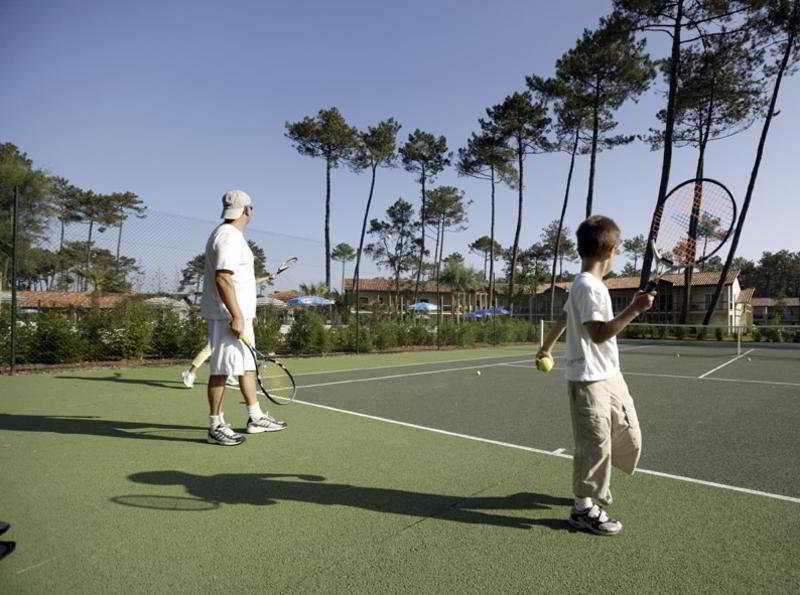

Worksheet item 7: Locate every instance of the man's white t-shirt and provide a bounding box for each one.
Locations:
[562,272,620,382]
[202,223,257,321]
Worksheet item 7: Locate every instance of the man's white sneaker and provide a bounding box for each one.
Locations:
[207,424,246,445]
[181,370,196,388]
[246,414,287,434]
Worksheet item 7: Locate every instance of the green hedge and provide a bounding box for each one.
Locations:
[1,304,544,367]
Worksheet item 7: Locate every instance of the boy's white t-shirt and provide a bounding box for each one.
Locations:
[562,272,620,382]
[202,223,257,321]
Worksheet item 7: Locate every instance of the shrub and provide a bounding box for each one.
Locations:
[0,305,35,364]
[254,307,283,354]
[673,325,685,340]
[372,320,399,350]
[487,319,511,344]
[79,301,153,360]
[715,327,724,341]
[405,323,431,346]
[471,322,486,343]
[765,326,784,343]
[454,322,476,346]
[150,308,184,359]
[30,311,85,364]
[287,310,327,354]
[181,309,209,357]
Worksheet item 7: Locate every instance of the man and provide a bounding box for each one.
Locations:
[202,190,286,446]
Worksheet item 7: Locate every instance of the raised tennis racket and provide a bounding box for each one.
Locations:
[642,178,737,292]
[275,257,298,276]
[242,342,297,405]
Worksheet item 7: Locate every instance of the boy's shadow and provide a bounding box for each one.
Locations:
[57,373,190,390]
[116,470,577,530]
[0,413,207,444]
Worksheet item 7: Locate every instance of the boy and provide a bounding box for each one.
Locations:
[536,216,654,536]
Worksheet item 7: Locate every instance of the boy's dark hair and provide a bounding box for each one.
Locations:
[576,215,621,258]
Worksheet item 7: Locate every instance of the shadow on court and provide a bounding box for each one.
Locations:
[56,373,191,390]
[115,471,576,531]
[0,413,207,443]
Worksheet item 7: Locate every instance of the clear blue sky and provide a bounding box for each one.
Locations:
[2,0,798,291]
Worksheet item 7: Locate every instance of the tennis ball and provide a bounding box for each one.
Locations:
[536,356,554,373]
[476,370,482,376]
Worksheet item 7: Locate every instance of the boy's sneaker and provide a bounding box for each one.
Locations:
[568,505,622,536]
[181,370,196,388]
[207,424,246,446]
[246,414,287,434]
[226,376,240,388]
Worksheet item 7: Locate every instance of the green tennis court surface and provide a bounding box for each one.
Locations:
[2,343,799,592]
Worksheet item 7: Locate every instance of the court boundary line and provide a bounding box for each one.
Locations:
[288,351,537,377]
[294,359,531,390]
[698,349,755,379]
[293,398,800,505]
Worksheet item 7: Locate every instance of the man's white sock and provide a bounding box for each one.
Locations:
[209,414,223,429]
[575,497,593,511]
[247,403,264,420]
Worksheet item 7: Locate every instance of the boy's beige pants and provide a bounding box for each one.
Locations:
[568,373,641,506]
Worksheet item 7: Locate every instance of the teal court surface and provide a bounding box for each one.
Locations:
[1,341,799,592]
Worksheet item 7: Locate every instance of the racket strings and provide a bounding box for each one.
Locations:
[654,181,735,267]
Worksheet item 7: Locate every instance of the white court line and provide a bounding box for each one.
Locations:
[698,349,755,379]
[288,352,535,377]
[295,359,531,391]
[293,398,800,505]
[701,376,800,388]
[16,557,58,574]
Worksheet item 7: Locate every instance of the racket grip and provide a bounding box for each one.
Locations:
[644,280,658,293]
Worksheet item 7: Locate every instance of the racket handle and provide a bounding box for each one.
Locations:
[643,280,658,293]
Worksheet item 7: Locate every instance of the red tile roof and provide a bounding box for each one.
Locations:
[736,287,755,304]
[268,290,303,301]
[752,297,800,307]
[342,270,738,296]
[602,269,739,290]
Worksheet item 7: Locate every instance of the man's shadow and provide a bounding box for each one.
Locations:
[116,471,577,530]
[57,373,191,390]
[0,413,207,443]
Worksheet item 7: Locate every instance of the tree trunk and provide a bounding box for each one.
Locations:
[639,0,684,291]
[354,165,378,353]
[435,218,443,349]
[509,136,524,310]
[682,78,716,323]
[550,127,579,320]
[85,219,94,291]
[489,165,497,312]
[413,168,427,303]
[116,219,123,271]
[704,4,798,325]
[325,158,332,288]
[586,85,601,218]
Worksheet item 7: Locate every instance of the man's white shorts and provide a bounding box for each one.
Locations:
[207,318,256,377]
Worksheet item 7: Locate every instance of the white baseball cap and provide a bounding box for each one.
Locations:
[220,190,252,219]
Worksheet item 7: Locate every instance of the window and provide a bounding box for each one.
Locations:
[656,293,673,312]
[612,296,627,313]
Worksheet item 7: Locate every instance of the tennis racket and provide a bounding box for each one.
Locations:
[275,257,298,276]
[642,178,737,292]
[242,341,297,405]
